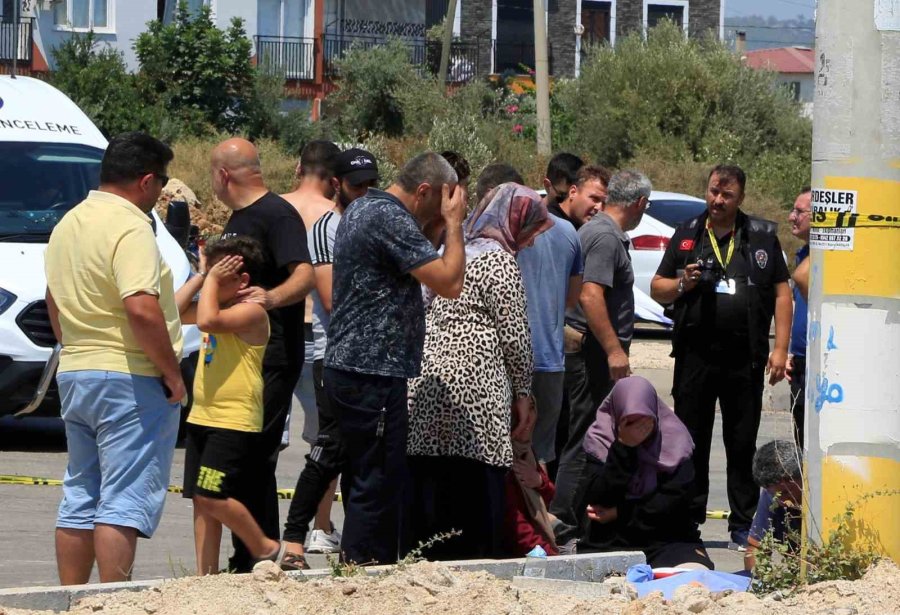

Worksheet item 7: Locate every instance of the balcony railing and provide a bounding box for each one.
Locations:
[0,19,33,64]
[255,33,484,83]
[325,35,482,81]
[255,35,316,80]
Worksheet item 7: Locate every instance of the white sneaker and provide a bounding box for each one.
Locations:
[306,528,341,554]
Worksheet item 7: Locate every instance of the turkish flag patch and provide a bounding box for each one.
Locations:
[679,239,695,251]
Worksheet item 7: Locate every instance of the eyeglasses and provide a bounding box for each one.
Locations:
[789,208,810,217]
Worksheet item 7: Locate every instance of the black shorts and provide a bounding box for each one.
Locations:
[183,423,258,500]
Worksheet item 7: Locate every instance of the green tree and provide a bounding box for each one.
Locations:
[134,1,255,134]
[553,21,811,203]
[324,39,420,138]
[49,32,151,137]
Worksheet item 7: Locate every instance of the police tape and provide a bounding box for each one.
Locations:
[812,210,900,229]
[2,474,731,517]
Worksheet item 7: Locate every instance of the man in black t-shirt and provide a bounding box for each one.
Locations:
[211,138,314,571]
[651,165,792,551]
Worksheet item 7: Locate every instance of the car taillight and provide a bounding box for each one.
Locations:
[631,235,670,250]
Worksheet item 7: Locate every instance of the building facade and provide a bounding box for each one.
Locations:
[1,0,724,93]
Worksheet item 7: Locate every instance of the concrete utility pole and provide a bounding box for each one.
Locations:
[438,0,458,84]
[533,0,551,154]
[805,0,900,561]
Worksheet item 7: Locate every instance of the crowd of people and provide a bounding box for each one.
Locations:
[43,130,811,584]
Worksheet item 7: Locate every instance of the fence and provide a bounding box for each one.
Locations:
[0,19,33,65]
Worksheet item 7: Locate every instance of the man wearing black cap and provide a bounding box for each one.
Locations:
[279,148,379,569]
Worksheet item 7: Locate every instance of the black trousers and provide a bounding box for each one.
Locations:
[790,356,806,449]
[550,333,616,527]
[228,362,302,572]
[325,367,408,565]
[673,339,763,532]
[283,360,345,544]
[407,455,507,561]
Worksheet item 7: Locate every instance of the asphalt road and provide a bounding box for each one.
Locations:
[0,337,794,588]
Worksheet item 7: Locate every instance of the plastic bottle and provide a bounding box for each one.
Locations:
[522,544,548,578]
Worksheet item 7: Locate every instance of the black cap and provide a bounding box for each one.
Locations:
[336,148,379,185]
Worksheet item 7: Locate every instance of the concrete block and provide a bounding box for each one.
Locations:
[512,576,612,600]
[0,579,158,612]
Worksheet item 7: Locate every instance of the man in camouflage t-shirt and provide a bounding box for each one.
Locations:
[324,152,467,565]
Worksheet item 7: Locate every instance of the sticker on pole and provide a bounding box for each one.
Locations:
[810,188,858,251]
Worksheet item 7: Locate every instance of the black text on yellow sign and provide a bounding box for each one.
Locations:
[812,210,900,229]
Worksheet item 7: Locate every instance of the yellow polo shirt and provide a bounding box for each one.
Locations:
[45,190,183,377]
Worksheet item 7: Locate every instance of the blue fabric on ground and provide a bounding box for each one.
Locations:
[625,565,752,599]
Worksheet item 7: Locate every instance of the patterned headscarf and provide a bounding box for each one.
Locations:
[463,182,554,259]
[582,376,695,499]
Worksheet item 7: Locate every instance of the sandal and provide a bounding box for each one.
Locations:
[251,541,288,569]
[280,551,310,571]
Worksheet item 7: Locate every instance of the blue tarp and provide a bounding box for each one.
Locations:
[625,564,752,599]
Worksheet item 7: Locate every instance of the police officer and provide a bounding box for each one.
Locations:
[650,164,792,550]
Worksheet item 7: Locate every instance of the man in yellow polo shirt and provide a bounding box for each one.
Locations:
[45,132,184,585]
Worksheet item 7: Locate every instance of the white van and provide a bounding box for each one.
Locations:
[0,76,200,418]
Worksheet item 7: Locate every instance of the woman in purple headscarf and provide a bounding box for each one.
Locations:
[407,183,553,560]
[575,376,714,569]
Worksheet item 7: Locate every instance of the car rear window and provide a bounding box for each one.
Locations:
[647,199,706,228]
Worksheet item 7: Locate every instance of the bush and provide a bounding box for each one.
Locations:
[325,39,420,138]
[50,32,155,137]
[134,1,256,134]
[752,491,898,595]
[554,21,811,191]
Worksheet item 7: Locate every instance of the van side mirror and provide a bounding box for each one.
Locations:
[165,201,191,248]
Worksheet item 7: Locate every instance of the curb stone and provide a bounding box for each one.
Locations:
[0,551,645,612]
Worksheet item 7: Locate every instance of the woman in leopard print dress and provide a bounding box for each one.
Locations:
[407,183,553,560]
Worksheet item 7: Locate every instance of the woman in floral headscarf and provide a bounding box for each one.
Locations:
[407,183,553,560]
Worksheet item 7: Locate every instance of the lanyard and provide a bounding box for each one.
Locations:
[706,222,735,271]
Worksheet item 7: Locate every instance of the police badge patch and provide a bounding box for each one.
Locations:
[755,249,768,269]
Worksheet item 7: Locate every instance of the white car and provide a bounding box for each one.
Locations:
[0,76,200,418]
[629,190,708,298]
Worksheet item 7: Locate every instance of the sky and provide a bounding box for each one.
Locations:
[725,0,816,20]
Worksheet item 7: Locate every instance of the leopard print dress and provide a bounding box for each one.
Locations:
[407,249,533,469]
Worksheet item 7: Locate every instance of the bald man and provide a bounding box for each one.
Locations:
[210,138,315,571]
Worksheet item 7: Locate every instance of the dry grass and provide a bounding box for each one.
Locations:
[166,135,801,257]
[167,137,299,234]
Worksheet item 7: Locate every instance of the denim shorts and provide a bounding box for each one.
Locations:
[56,370,180,538]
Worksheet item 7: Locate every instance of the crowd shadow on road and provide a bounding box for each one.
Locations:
[0,416,67,452]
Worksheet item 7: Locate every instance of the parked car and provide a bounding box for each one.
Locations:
[0,76,200,419]
[629,190,708,297]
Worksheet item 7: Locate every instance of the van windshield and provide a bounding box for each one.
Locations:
[0,142,103,241]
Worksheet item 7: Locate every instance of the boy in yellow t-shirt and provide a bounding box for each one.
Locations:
[175,236,282,574]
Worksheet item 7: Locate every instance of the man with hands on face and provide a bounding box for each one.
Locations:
[324,152,467,566]
[650,164,792,551]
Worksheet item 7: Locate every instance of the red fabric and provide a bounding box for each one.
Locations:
[503,465,560,557]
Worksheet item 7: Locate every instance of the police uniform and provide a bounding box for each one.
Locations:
[655,210,789,536]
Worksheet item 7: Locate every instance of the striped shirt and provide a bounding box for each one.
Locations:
[307,209,341,360]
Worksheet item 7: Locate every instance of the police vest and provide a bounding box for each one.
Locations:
[666,211,782,366]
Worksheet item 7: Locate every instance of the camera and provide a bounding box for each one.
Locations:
[696,257,723,288]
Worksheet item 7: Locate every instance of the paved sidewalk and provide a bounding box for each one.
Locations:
[0,340,794,588]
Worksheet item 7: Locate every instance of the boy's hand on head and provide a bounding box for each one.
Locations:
[207,254,243,281]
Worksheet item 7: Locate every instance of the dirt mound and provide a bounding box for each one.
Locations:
[4,560,898,615]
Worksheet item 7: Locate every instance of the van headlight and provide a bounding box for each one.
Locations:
[0,288,17,315]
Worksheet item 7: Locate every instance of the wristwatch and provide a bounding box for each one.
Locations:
[677,279,685,295]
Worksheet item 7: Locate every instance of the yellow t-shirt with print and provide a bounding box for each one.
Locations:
[188,327,268,433]
[45,190,183,376]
